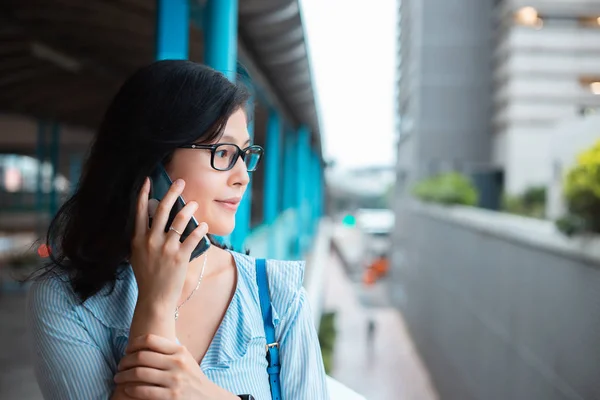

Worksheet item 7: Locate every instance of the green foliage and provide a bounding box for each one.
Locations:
[502,186,546,219]
[412,172,478,206]
[318,312,337,374]
[557,139,600,235]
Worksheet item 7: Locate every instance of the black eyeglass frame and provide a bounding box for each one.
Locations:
[178,143,264,172]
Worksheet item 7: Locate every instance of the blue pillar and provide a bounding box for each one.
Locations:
[306,151,315,236]
[230,94,253,252]
[69,153,83,195]
[203,0,241,248]
[155,0,190,60]
[264,110,281,224]
[311,151,320,233]
[35,121,46,213]
[282,129,297,211]
[204,0,238,81]
[316,157,324,219]
[49,123,60,216]
[296,126,310,255]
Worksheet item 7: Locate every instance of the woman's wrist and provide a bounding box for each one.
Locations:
[135,296,174,316]
[130,299,177,341]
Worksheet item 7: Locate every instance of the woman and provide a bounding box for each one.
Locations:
[27,60,329,400]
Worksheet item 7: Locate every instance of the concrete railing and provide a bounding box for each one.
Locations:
[392,201,600,400]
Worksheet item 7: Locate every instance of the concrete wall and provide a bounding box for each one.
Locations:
[391,202,600,400]
[397,0,494,184]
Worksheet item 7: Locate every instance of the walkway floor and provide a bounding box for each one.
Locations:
[324,249,439,400]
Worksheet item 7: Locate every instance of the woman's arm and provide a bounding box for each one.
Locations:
[27,279,119,400]
[26,277,176,400]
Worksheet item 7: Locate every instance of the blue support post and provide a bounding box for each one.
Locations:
[264,109,281,224]
[69,153,83,195]
[316,157,323,219]
[155,0,190,60]
[230,94,253,252]
[296,126,310,255]
[203,0,242,249]
[311,151,320,233]
[306,151,315,237]
[49,123,60,216]
[204,0,238,81]
[264,110,282,258]
[282,129,296,211]
[35,121,46,213]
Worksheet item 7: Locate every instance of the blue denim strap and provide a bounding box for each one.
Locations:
[255,258,282,400]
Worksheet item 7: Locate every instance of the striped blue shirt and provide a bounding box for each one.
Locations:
[26,251,329,400]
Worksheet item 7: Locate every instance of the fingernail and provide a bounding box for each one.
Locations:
[200,222,208,231]
[174,179,184,188]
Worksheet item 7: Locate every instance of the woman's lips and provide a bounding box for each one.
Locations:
[215,197,241,211]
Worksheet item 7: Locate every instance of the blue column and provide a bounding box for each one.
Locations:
[230,95,253,252]
[282,129,296,211]
[296,126,310,255]
[306,151,315,236]
[316,157,324,219]
[49,123,60,216]
[264,109,281,224]
[69,153,83,195]
[204,0,238,81]
[311,151,320,233]
[203,0,241,248]
[155,0,190,60]
[35,121,46,213]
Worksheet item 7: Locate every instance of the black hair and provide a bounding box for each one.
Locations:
[33,60,250,303]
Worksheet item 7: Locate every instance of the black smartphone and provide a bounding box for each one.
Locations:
[148,164,210,261]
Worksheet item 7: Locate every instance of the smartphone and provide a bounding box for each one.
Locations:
[148,164,210,261]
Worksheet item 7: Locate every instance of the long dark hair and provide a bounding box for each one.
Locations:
[36,60,250,302]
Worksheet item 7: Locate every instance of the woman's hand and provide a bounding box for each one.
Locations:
[114,334,238,400]
[130,177,208,313]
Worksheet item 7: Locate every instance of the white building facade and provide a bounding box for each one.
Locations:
[493,0,600,194]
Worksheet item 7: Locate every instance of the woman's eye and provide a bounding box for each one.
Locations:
[216,150,229,158]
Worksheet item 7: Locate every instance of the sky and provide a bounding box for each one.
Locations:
[300,0,398,170]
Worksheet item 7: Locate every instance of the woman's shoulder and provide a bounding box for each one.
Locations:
[230,252,305,321]
[27,268,137,332]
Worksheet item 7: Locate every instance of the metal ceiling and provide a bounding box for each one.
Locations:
[0,0,320,143]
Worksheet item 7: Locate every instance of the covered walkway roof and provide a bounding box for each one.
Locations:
[0,0,320,141]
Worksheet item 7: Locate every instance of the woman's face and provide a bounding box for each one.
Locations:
[166,108,250,236]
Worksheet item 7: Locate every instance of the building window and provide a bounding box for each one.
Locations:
[579,76,600,95]
[514,6,543,29]
[578,16,600,28]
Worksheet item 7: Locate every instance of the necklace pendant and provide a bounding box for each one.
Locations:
[175,310,179,320]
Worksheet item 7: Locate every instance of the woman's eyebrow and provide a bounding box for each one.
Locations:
[220,134,251,146]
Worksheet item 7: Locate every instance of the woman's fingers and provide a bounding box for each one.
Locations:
[126,334,180,355]
[150,179,185,236]
[134,178,151,239]
[118,350,171,372]
[180,222,209,255]
[165,201,198,244]
[114,367,170,387]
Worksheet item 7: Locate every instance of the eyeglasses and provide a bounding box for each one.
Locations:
[178,143,264,172]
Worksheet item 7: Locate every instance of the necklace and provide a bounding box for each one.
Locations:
[175,253,207,320]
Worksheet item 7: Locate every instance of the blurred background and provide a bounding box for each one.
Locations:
[1,0,600,399]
